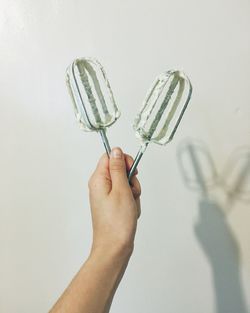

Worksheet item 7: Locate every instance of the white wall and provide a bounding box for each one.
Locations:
[0,0,250,312]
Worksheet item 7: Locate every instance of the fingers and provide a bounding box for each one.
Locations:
[124,154,138,176]
[136,197,141,219]
[129,175,141,199]
[109,147,129,190]
[89,149,140,196]
[129,175,141,218]
[95,153,109,176]
[88,153,111,195]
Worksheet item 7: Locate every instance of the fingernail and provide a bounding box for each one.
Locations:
[111,148,122,159]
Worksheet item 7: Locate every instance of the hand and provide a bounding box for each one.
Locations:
[88,147,141,258]
[49,147,141,313]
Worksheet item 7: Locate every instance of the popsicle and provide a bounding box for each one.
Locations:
[66,57,120,155]
[128,70,192,180]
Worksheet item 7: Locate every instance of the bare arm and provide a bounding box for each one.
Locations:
[49,147,141,313]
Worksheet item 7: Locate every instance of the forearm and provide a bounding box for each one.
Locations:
[49,245,133,313]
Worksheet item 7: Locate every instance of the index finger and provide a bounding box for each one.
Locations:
[124,154,138,176]
[89,153,111,194]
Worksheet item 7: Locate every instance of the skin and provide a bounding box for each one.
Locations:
[49,147,141,313]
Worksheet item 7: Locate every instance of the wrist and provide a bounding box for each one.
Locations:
[90,241,134,264]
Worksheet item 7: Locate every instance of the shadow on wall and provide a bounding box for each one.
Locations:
[177,139,250,313]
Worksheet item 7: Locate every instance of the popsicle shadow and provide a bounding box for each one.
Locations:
[177,139,249,313]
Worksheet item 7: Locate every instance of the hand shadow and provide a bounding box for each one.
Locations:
[177,139,249,313]
[220,147,250,212]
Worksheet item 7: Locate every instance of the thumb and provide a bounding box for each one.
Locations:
[109,147,129,189]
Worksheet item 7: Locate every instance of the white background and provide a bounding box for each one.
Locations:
[0,0,250,312]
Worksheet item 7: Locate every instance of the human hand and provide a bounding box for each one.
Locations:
[88,147,141,258]
[49,148,141,312]
[194,199,239,264]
